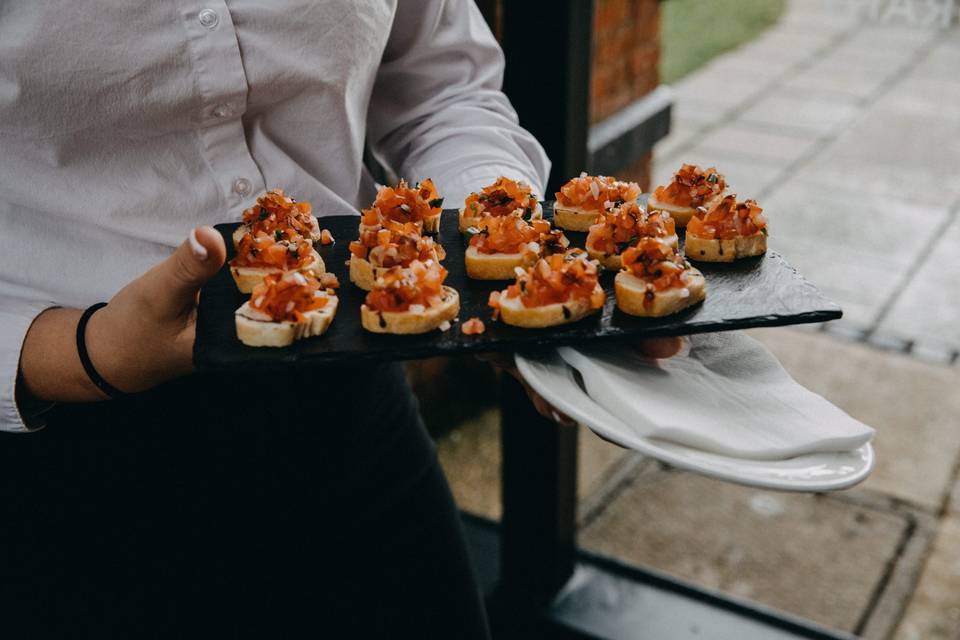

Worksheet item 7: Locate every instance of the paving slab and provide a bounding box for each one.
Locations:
[758,229,898,332]
[947,474,960,517]
[732,33,828,68]
[762,178,949,266]
[669,97,728,128]
[671,72,769,111]
[748,328,960,512]
[436,409,631,521]
[800,106,960,207]
[798,104,960,208]
[579,471,909,632]
[700,54,797,85]
[878,217,960,348]
[894,514,960,640]
[437,407,501,520]
[777,0,859,33]
[782,57,897,100]
[652,118,703,161]
[695,123,821,166]
[876,75,960,123]
[951,472,960,516]
[736,90,863,138]
[829,27,934,65]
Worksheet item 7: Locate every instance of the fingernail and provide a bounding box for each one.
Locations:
[189,229,208,261]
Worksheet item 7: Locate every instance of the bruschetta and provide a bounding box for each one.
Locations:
[465,214,569,280]
[459,176,542,232]
[585,201,678,270]
[348,218,446,290]
[232,188,322,249]
[553,173,642,231]
[235,271,339,347]
[648,164,727,228]
[361,259,460,334]
[488,250,605,328]
[685,194,767,262]
[614,238,706,317]
[367,178,444,233]
[229,230,325,293]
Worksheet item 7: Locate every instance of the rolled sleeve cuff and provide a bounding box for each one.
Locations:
[1,300,57,433]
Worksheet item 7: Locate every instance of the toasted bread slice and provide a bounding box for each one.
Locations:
[585,234,679,270]
[235,297,338,347]
[349,254,383,291]
[459,203,543,233]
[230,249,325,293]
[497,287,603,328]
[465,246,536,280]
[553,205,602,232]
[361,286,460,334]
[685,232,766,263]
[614,270,706,317]
[646,196,698,228]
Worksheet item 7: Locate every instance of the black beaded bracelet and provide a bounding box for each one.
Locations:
[76,302,127,399]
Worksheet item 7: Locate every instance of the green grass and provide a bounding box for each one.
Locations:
[660,0,787,84]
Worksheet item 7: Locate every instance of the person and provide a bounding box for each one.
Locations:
[0,1,680,636]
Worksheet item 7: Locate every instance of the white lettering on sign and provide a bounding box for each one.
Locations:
[839,0,957,27]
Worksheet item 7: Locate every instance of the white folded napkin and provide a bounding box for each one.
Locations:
[556,332,874,460]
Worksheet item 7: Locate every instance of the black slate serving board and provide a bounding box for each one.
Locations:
[194,203,841,371]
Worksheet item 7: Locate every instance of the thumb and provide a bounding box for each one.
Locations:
[154,226,227,312]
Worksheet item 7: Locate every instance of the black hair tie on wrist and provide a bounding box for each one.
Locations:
[76,302,127,399]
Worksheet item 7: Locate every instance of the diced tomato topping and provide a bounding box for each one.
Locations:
[652,164,726,208]
[320,229,334,245]
[231,231,314,270]
[461,317,486,335]
[364,178,443,227]
[621,238,694,294]
[586,201,676,255]
[464,176,538,218]
[249,272,330,322]
[687,194,766,240]
[353,217,444,269]
[555,174,641,212]
[364,259,449,313]
[240,189,318,240]
[498,251,604,309]
[469,215,567,256]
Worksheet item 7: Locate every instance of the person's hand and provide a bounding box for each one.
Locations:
[480,336,684,426]
[20,227,226,401]
[85,227,227,394]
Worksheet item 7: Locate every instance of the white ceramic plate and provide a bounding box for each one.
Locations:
[515,350,874,492]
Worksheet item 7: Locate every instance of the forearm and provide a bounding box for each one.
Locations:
[19,307,107,403]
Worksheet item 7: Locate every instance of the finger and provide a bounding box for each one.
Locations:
[148,226,226,314]
[634,336,684,359]
[517,375,577,426]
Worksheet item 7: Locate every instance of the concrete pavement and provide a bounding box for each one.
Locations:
[438,2,960,638]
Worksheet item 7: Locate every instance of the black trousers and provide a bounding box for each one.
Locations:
[0,363,490,639]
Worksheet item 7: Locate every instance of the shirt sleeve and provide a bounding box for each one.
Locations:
[366,0,551,204]
[1,297,57,433]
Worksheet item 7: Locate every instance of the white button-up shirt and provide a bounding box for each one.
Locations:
[0,0,550,431]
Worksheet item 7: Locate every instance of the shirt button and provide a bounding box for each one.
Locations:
[198,8,219,29]
[211,103,234,119]
[233,178,252,196]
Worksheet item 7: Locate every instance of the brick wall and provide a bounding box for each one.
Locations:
[592,0,660,189]
[477,0,662,189]
[591,0,661,124]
